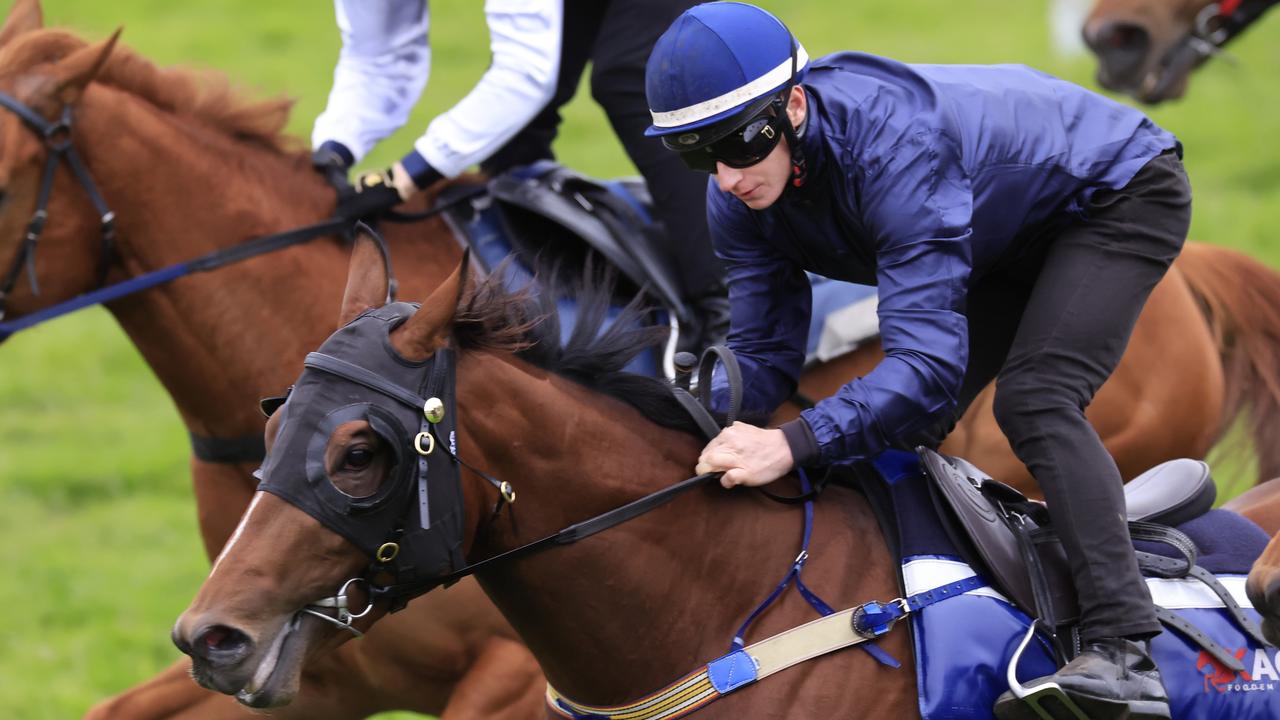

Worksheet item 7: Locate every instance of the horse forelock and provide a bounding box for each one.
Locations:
[0,28,300,154]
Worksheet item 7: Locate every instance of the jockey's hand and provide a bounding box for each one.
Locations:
[334,164,416,222]
[696,421,794,489]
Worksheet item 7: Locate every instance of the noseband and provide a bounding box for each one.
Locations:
[0,91,115,321]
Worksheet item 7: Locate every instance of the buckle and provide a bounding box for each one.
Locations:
[851,598,908,639]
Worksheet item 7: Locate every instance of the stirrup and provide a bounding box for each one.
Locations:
[1002,622,1090,720]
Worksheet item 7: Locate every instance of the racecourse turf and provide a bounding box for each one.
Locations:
[1,0,1278,717]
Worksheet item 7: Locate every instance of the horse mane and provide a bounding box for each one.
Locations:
[1,28,298,153]
[452,262,704,437]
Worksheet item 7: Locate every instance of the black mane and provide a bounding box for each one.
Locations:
[452,262,705,437]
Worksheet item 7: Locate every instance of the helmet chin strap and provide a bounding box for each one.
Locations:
[779,33,808,191]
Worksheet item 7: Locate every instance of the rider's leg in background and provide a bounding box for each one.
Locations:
[588,0,729,352]
[479,3,605,176]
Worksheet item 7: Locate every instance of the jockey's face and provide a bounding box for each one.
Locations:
[713,87,806,211]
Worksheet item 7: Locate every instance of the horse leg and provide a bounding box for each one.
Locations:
[1247,529,1280,647]
[438,637,546,720]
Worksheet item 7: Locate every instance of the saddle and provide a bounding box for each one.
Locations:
[918,448,1269,669]
[921,449,1216,623]
[436,161,688,321]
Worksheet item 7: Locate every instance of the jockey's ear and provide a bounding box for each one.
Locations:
[392,250,473,361]
[49,28,120,105]
[786,85,807,128]
[338,228,392,328]
[0,0,43,47]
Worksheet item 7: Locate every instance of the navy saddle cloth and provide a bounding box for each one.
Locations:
[865,449,1279,720]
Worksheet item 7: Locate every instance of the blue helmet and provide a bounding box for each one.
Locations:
[644,2,809,147]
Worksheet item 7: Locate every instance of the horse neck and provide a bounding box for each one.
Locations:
[454,353,890,705]
[72,84,373,438]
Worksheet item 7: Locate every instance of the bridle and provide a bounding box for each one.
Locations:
[1191,0,1279,53]
[0,90,115,322]
[1147,0,1280,99]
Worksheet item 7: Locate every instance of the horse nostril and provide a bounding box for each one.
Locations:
[1090,21,1152,58]
[1085,20,1157,87]
[190,624,254,667]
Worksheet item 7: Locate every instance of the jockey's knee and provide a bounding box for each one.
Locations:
[992,371,1086,440]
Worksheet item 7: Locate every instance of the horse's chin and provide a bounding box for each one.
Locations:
[1134,65,1191,105]
[232,614,324,709]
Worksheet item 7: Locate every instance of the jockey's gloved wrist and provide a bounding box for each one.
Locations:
[398,149,445,195]
[779,418,819,467]
[312,140,355,193]
[313,140,355,170]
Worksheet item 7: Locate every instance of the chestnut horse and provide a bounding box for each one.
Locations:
[173,240,919,715]
[5,1,1280,716]
[0,5,544,719]
[1082,0,1277,103]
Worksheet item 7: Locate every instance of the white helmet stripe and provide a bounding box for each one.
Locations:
[649,45,809,129]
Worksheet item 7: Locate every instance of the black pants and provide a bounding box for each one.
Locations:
[480,0,723,300]
[954,152,1190,641]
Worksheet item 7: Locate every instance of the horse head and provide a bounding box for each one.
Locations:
[1083,0,1270,103]
[171,231,490,706]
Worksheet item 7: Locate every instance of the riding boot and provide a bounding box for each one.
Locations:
[677,282,731,355]
[994,637,1171,720]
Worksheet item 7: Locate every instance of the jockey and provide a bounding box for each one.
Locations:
[649,3,1188,719]
[310,0,730,353]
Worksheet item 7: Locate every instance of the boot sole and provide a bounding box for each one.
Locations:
[995,683,1171,720]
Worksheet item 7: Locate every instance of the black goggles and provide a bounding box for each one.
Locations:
[667,111,785,173]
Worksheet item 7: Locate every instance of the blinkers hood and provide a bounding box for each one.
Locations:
[258,302,467,597]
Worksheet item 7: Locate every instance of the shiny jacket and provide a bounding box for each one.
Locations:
[709,52,1178,465]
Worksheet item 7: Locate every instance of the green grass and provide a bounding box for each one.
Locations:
[1,0,1278,717]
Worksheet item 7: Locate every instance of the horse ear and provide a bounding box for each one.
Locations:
[0,0,43,47]
[393,250,473,360]
[49,28,120,105]
[337,228,391,328]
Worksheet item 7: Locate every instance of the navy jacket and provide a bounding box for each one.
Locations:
[709,52,1178,466]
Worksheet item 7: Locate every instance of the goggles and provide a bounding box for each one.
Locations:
[666,110,785,174]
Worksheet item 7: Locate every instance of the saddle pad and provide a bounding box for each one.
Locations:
[805,275,878,365]
[871,449,1280,720]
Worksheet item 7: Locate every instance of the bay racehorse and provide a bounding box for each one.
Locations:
[171,239,1280,716]
[4,0,1280,715]
[1083,0,1278,103]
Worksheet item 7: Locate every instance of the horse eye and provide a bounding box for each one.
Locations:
[343,446,374,470]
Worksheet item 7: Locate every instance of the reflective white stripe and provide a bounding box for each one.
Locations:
[901,557,1011,603]
[903,558,1255,612]
[649,45,808,128]
[1147,575,1252,610]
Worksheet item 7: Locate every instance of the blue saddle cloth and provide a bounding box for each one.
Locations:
[870,450,1280,720]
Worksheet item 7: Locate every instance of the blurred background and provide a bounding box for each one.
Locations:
[0,0,1276,717]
